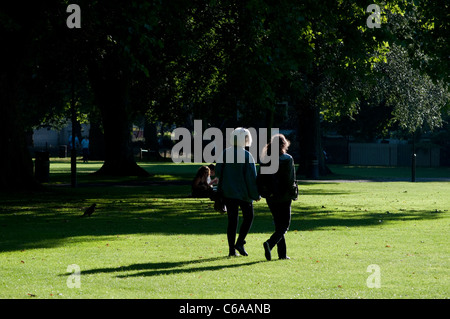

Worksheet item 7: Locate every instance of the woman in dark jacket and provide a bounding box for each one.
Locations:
[215,128,260,257]
[261,134,296,260]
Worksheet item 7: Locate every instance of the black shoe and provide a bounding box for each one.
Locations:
[228,250,238,257]
[263,241,271,261]
[234,243,248,256]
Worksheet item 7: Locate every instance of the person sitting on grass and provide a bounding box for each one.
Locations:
[207,163,218,186]
[192,165,216,200]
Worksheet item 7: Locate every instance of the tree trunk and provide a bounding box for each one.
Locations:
[296,98,329,179]
[88,52,149,177]
[0,13,39,190]
[88,115,105,161]
[297,102,319,179]
[0,84,38,190]
[144,120,162,160]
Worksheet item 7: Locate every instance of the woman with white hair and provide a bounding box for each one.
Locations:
[215,127,260,257]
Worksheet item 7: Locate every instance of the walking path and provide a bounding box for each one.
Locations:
[52,177,450,188]
[298,177,450,183]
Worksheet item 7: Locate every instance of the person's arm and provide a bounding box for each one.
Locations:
[287,156,295,186]
[245,153,260,200]
[215,150,225,184]
[192,177,207,190]
[215,163,222,182]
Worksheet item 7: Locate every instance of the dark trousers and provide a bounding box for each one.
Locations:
[266,200,291,258]
[224,198,254,253]
[82,148,89,162]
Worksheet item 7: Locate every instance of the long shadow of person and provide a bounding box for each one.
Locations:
[64,256,263,278]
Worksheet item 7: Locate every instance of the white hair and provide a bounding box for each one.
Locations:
[230,127,252,148]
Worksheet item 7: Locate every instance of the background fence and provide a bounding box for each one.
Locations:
[323,140,441,167]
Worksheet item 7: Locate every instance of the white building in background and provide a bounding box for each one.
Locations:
[31,122,90,156]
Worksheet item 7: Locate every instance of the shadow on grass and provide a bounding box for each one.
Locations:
[0,183,445,253]
[71,256,264,278]
[289,207,443,231]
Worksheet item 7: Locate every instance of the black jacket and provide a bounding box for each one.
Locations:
[265,153,296,203]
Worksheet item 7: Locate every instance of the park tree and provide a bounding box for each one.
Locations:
[408,0,450,82]
[320,2,449,181]
[323,44,449,143]
[201,1,420,177]
[296,1,449,177]
[376,44,449,135]
[0,2,60,190]
[81,1,245,175]
[78,0,171,176]
[330,3,450,142]
[2,1,449,189]
[24,0,230,176]
[259,0,392,177]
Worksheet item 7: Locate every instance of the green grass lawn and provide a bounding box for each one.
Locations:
[0,160,448,299]
[325,164,450,181]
